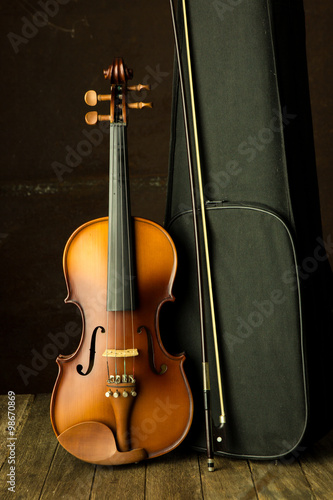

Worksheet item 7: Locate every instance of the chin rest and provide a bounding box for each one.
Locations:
[57,421,148,465]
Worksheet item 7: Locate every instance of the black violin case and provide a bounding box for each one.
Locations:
[162,0,333,459]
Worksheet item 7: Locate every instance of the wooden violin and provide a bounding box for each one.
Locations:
[50,57,193,466]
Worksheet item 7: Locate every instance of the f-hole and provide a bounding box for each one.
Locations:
[77,326,105,376]
[138,326,167,375]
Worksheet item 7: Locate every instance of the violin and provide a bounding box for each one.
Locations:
[50,57,193,466]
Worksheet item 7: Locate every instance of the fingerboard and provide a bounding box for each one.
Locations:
[107,123,136,312]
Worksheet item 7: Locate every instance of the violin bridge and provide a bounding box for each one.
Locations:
[102,348,139,358]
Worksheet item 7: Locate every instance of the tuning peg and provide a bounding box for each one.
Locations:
[84,90,111,106]
[127,84,151,92]
[85,111,110,125]
[127,102,153,110]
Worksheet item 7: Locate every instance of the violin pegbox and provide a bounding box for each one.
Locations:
[84,58,152,126]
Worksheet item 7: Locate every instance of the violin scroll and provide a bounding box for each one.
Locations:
[103,57,133,83]
[84,57,152,125]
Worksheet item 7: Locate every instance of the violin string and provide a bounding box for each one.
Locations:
[120,123,126,378]
[122,122,136,380]
[106,121,113,382]
[106,314,110,380]
[106,120,114,382]
[113,122,118,378]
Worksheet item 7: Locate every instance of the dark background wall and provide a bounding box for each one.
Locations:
[0,0,332,395]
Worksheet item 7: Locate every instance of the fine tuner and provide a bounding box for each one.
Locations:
[84,72,152,126]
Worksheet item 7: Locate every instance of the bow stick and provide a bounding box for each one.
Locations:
[169,0,226,471]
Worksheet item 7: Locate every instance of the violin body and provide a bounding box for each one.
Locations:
[50,59,193,465]
[51,217,192,464]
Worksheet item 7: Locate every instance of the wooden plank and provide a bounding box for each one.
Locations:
[0,394,35,467]
[199,454,257,500]
[40,444,95,499]
[0,393,57,499]
[300,430,333,500]
[248,459,314,499]
[145,446,203,500]
[2,392,332,499]
[91,461,146,500]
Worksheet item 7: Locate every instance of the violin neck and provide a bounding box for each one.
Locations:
[107,123,136,312]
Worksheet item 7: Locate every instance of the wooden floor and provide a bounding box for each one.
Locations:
[1,394,333,499]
